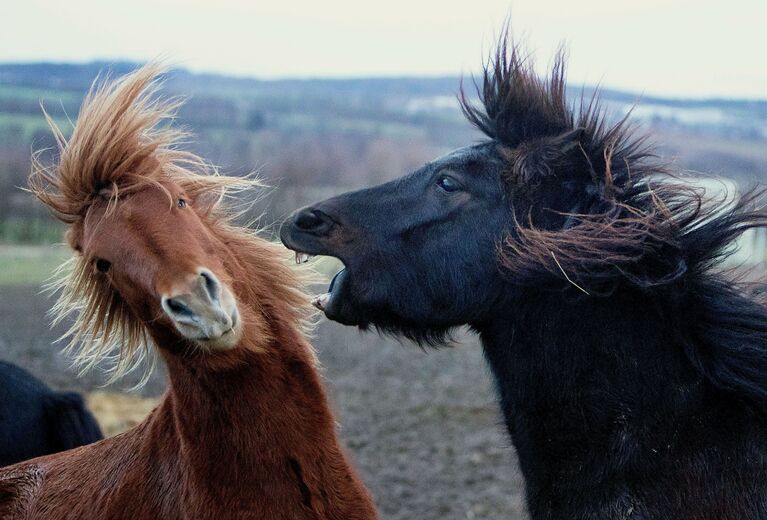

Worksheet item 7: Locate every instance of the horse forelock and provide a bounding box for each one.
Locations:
[29,63,315,386]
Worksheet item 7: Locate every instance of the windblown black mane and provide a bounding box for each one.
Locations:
[282,31,767,518]
[460,34,767,407]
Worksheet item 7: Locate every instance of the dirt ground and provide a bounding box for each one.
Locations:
[0,284,528,519]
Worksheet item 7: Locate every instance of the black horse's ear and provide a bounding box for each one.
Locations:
[510,127,588,184]
[549,127,586,154]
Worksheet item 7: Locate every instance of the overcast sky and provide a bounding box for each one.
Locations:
[3,0,765,99]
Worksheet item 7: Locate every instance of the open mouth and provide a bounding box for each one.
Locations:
[290,250,348,314]
[281,216,357,322]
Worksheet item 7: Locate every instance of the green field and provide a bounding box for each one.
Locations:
[0,242,340,287]
[0,243,69,286]
[0,112,70,142]
[0,218,64,244]
[0,84,79,103]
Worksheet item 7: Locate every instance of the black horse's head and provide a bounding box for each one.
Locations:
[281,37,726,344]
[282,140,513,343]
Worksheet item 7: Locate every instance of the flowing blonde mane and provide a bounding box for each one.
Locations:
[29,64,314,385]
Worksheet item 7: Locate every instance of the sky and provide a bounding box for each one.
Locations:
[3,0,766,99]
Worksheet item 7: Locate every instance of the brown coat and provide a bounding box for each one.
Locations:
[1,63,377,519]
[1,330,376,519]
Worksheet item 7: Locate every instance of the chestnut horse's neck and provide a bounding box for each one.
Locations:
[149,318,346,506]
[143,234,351,504]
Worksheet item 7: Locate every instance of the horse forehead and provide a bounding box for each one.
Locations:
[430,143,495,168]
[82,189,167,239]
[128,184,176,207]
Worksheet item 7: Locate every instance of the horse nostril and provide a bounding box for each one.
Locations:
[293,209,333,235]
[294,210,322,230]
[199,269,221,302]
[163,297,193,319]
[161,270,235,341]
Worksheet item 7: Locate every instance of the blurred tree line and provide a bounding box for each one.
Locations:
[1,62,767,243]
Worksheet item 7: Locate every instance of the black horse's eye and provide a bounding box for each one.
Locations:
[177,198,187,209]
[95,258,112,273]
[437,176,461,193]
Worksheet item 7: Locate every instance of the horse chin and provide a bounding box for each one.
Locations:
[184,302,243,352]
[194,320,242,351]
[311,266,453,345]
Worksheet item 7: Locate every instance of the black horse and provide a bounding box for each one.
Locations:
[0,361,102,467]
[281,36,767,519]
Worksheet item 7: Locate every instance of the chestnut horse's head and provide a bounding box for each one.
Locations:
[74,179,242,351]
[30,65,310,383]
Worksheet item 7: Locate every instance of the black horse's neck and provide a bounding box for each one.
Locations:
[477,286,766,519]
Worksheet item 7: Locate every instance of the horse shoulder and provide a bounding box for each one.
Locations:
[0,464,45,519]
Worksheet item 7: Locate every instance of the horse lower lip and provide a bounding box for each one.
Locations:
[328,268,345,293]
[318,268,347,314]
[313,269,346,313]
[313,293,331,310]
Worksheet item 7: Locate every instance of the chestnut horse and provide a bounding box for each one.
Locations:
[0,65,377,520]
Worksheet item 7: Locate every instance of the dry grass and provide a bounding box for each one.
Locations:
[86,391,159,437]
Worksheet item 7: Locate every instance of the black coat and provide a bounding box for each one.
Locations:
[0,361,102,467]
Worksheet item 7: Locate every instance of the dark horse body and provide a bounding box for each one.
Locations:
[0,361,102,467]
[282,37,767,519]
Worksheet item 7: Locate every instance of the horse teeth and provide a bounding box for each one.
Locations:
[313,293,330,310]
[294,252,315,265]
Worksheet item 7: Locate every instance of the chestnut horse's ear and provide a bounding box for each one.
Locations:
[65,225,83,253]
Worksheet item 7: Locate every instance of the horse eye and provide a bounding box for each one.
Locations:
[437,176,461,193]
[95,258,112,273]
[177,198,187,209]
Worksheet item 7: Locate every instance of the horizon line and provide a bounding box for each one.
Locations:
[1,59,766,104]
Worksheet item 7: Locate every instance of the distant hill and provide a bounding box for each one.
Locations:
[1,61,766,243]
[2,61,766,116]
